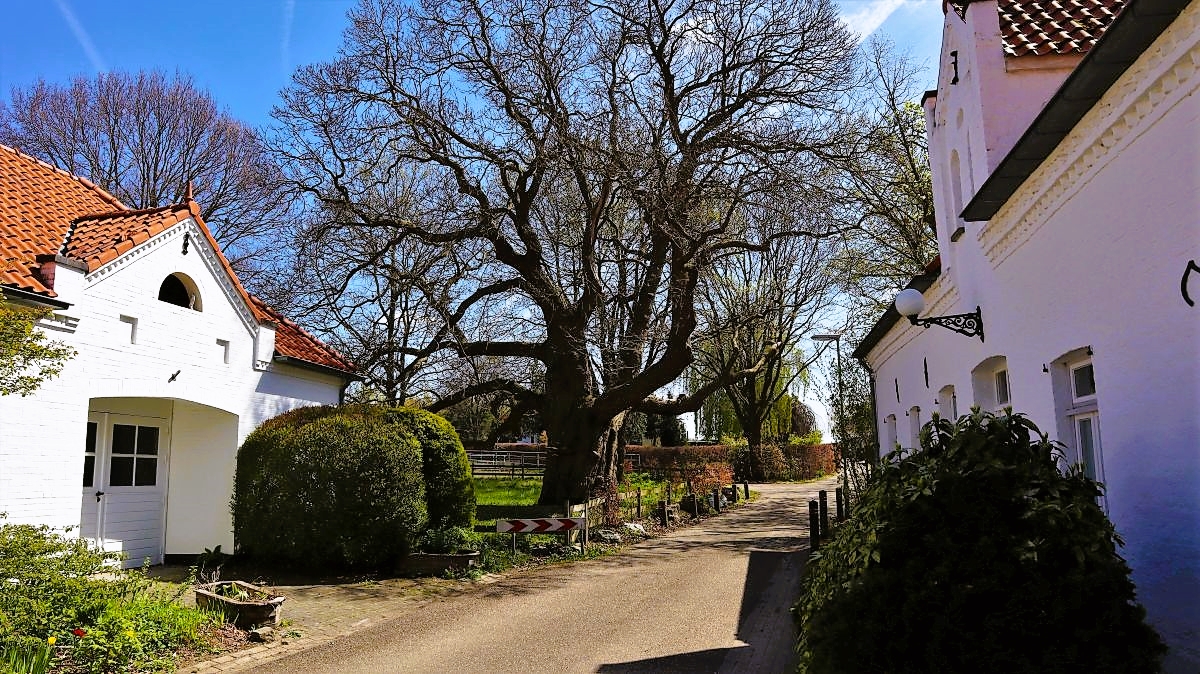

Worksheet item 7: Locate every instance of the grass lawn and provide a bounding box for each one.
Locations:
[474,477,543,505]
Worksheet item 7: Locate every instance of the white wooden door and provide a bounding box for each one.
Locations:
[79,413,169,568]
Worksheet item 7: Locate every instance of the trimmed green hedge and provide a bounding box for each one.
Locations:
[386,407,475,528]
[233,405,475,569]
[794,409,1165,673]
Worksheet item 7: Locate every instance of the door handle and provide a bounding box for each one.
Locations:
[95,491,105,502]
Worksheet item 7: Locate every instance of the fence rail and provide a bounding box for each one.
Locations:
[467,449,641,477]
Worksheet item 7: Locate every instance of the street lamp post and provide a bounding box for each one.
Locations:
[812,333,848,513]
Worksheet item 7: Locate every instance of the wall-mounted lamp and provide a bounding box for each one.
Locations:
[895,288,985,342]
[1042,364,1049,373]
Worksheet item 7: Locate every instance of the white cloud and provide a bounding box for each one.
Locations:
[53,0,106,73]
[840,0,908,41]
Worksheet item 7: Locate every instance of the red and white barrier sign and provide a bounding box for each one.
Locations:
[496,517,585,533]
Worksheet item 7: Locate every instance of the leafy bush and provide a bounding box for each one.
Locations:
[417,527,481,554]
[234,404,477,569]
[233,410,428,569]
[794,410,1165,673]
[386,407,475,529]
[0,519,217,673]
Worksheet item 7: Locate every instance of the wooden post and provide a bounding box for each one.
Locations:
[730,481,738,503]
[819,490,829,536]
[743,481,750,499]
[835,487,845,522]
[583,500,589,553]
[809,499,820,550]
[565,500,572,546]
[712,487,721,513]
[636,487,642,519]
[660,500,668,526]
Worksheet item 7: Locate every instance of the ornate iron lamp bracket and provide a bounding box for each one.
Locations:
[907,306,984,342]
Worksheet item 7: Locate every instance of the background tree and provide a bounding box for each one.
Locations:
[0,301,75,397]
[272,0,861,503]
[0,71,293,289]
[690,232,837,449]
[832,39,937,322]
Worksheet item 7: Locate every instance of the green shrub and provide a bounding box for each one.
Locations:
[233,411,428,569]
[386,407,475,529]
[417,527,481,554]
[0,519,218,673]
[794,409,1165,673]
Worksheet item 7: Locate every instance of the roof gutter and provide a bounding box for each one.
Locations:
[1,285,72,310]
[962,0,1191,221]
[273,355,362,382]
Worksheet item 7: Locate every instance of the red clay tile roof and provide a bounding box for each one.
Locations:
[250,297,358,375]
[999,0,1127,57]
[1,143,356,377]
[66,204,193,270]
[944,0,1126,57]
[0,145,126,294]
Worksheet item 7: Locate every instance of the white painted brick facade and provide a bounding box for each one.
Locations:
[0,218,344,557]
[864,3,1200,669]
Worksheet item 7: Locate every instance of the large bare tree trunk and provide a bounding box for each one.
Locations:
[539,409,626,505]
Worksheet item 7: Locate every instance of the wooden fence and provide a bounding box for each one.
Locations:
[467,449,641,477]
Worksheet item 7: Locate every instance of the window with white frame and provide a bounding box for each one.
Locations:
[884,414,898,454]
[1050,350,1105,505]
[971,356,1010,411]
[995,369,1010,406]
[937,385,957,421]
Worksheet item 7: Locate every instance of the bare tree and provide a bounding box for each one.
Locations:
[0,71,293,287]
[832,39,937,310]
[691,227,837,449]
[271,0,860,503]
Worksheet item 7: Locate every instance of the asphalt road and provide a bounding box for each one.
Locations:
[253,477,838,674]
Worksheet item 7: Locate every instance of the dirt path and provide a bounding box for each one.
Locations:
[248,476,838,674]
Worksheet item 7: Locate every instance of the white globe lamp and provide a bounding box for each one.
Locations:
[894,288,926,320]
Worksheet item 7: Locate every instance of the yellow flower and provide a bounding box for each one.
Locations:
[47,636,56,646]
[124,629,136,639]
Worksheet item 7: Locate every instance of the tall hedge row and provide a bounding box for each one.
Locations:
[793,410,1164,673]
[232,405,475,569]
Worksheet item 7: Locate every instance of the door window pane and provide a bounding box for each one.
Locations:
[136,427,159,456]
[112,425,136,454]
[1078,417,1096,480]
[86,422,97,453]
[83,456,95,487]
[134,458,158,486]
[109,456,134,486]
[1073,364,1096,398]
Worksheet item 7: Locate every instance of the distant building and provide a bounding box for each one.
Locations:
[852,0,1198,668]
[0,145,357,566]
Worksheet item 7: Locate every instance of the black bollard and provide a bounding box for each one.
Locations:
[743,481,750,500]
[819,490,829,536]
[712,487,721,513]
[809,499,820,550]
[835,487,845,522]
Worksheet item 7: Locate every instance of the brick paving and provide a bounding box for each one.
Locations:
[182,575,485,672]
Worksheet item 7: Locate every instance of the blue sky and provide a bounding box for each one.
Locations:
[1,0,945,130]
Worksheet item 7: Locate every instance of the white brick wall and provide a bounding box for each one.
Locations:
[0,219,346,555]
[867,6,1200,668]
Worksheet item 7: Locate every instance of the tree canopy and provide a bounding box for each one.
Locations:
[271,0,863,502]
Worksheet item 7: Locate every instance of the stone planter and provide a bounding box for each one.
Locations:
[400,551,481,575]
[194,581,285,629]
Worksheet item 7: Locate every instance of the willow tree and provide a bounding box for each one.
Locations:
[272,0,860,503]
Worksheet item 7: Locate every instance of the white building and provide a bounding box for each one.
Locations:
[852,0,1198,668]
[0,145,356,567]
